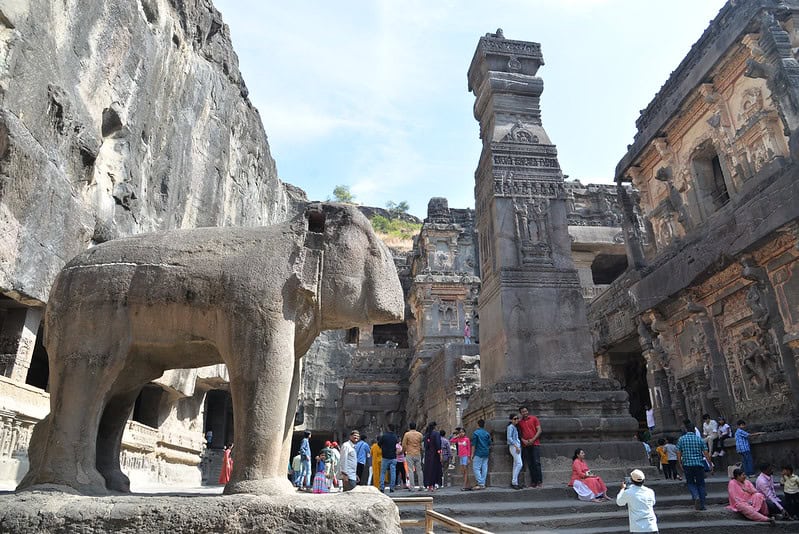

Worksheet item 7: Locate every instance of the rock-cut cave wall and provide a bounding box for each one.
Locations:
[0,0,306,304]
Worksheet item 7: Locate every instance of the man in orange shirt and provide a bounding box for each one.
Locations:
[518,406,542,487]
[402,422,424,490]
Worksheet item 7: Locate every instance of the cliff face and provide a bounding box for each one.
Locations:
[0,0,305,304]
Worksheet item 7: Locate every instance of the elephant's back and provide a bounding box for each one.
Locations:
[66,226,277,268]
[48,223,300,313]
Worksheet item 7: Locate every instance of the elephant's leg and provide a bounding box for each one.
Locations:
[96,364,163,493]
[17,354,123,494]
[95,391,142,492]
[223,317,296,495]
[279,357,303,478]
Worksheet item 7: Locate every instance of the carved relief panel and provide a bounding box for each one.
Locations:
[730,81,789,179]
[432,240,454,271]
[773,259,799,334]
[438,300,459,327]
[715,287,791,419]
[512,197,552,265]
[675,316,708,372]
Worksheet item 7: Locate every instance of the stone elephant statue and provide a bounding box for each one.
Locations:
[18,203,404,495]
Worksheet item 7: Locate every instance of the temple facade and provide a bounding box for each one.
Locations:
[591,0,799,466]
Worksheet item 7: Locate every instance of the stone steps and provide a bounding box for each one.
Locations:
[397,476,799,533]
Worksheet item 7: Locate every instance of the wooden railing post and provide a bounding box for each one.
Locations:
[425,510,434,533]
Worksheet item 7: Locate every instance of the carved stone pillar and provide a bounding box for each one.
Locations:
[741,256,799,416]
[0,307,42,382]
[684,297,735,417]
[463,30,638,486]
[640,315,678,433]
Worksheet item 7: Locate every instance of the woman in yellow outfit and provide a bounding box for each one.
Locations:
[371,439,383,489]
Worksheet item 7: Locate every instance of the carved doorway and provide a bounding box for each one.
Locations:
[203,389,234,450]
[606,341,650,425]
[25,325,49,390]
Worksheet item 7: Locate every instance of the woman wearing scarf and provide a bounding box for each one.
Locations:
[727,468,774,524]
[423,422,442,492]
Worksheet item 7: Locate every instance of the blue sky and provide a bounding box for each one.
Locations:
[214,1,727,218]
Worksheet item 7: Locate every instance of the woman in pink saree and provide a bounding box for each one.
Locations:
[727,468,775,524]
[569,449,610,502]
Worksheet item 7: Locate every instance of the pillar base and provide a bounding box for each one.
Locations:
[462,375,641,487]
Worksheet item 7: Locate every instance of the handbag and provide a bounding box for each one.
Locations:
[702,457,713,472]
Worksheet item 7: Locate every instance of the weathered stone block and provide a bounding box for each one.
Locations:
[0,488,401,533]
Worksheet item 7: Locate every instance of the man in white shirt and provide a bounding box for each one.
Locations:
[616,469,658,533]
[645,406,655,432]
[339,430,360,491]
[715,417,731,457]
[702,414,719,457]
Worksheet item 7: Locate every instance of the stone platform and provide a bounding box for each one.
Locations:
[0,486,401,533]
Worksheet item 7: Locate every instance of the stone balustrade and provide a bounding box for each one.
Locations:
[0,385,205,488]
[0,409,35,460]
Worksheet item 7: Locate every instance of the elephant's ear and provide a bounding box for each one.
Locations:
[293,246,322,300]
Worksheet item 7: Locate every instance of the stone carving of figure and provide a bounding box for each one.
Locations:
[527,199,549,244]
[655,215,675,248]
[745,283,770,330]
[600,194,613,216]
[435,249,451,270]
[729,367,746,402]
[637,318,654,351]
[514,198,552,264]
[652,336,670,370]
[740,334,780,394]
[514,199,529,242]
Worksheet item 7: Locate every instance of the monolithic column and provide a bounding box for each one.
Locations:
[0,307,42,383]
[462,31,639,483]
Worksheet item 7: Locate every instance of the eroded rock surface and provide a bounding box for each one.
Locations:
[0,0,305,305]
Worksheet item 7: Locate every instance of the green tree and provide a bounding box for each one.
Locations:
[386,200,410,218]
[332,185,355,203]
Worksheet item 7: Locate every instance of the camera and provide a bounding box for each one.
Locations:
[624,476,632,486]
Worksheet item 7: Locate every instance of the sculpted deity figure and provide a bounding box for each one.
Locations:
[745,283,770,329]
[740,334,780,394]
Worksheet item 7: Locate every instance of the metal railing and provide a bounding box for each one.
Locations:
[394,496,493,534]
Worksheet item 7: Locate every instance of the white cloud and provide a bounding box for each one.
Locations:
[216,0,728,216]
[257,103,372,145]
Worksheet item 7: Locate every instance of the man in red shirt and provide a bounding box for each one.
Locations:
[518,406,543,487]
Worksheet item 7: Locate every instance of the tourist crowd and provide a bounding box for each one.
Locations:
[267,408,797,531]
[639,413,798,526]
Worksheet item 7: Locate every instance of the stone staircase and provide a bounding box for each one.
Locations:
[398,475,799,533]
[199,448,226,486]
